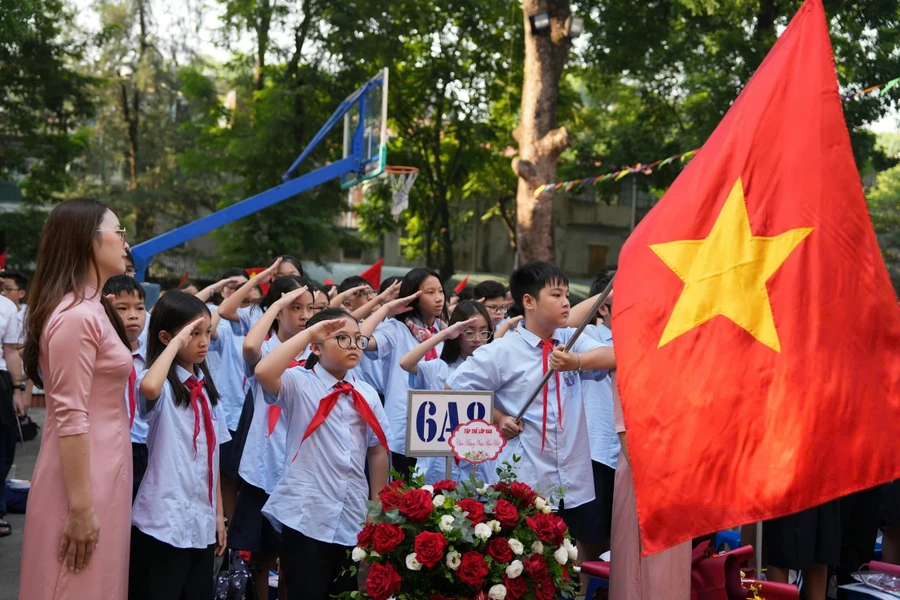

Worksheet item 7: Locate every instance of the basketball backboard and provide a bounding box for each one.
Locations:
[341,68,389,189]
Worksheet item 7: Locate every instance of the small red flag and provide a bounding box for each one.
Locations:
[359,259,383,288]
[612,0,900,555]
[324,277,336,285]
[454,275,470,294]
[246,268,270,295]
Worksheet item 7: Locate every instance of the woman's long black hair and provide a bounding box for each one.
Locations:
[258,275,310,334]
[394,267,448,326]
[146,291,220,408]
[303,307,356,370]
[440,300,493,364]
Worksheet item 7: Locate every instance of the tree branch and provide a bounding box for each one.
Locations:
[536,126,570,160]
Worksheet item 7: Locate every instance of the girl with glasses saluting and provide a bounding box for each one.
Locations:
[399,300,497,484]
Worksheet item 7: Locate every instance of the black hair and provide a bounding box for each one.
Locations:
[304,307,357,370]
[259,276,310,333]
[125,248,134,266]
[395,267,447,326]
[458,286,475,301]
[103,274,146,301]
[145,291,220,408]
[474,280,506,301]
[508,261,569,313]
[1,270,28,293]
[506,303,523,319]
[322,283,337,296]
[277,255,304,277]
[379,275,402,294]
[440,300,493,364]
[339,275,375,293]
[178,280,197,291]
[220,267,250,280]
[589,268,616,321]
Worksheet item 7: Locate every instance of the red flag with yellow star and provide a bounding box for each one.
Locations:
[612,0,900,555]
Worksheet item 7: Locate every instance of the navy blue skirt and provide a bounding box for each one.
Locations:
[229,479,282,553]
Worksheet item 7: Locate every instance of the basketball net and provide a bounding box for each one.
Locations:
[387,167,419,218]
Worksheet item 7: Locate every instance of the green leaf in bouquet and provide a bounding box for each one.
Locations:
[384,508,405,524]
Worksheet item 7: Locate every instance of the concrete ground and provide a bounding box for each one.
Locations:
[1,407,43,600]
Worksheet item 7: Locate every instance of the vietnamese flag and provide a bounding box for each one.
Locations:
[359,258,383,288]
[612,0,900,555]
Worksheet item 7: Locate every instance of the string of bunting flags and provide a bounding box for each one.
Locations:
[533,75,900,198]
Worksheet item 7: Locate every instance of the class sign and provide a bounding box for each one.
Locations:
[405,390,494,457]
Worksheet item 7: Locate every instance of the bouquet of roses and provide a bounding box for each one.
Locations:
[342,460,577,600]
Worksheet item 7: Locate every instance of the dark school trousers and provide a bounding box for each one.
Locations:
[282,526,356,600]
[128,527,215,600]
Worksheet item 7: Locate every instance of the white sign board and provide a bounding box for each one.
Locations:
[405,390,494,457]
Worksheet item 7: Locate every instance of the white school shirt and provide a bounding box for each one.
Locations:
[128,331,150,444]
[0,295,17,371]
[262,366,392,547]
[232,304,263,336]
[580,324,619,469]
[132,365,231,549]
[208,306,248,432]
[364,318,443,455]
[239,336,311,493]
[446,321,603,509]
[410,359,499,486]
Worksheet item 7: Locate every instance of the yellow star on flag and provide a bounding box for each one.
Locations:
[650,177,813,352]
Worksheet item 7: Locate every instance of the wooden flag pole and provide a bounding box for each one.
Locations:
[514,275,616,424]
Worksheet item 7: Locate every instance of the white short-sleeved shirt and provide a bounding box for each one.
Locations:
[239,336,311,494]
[446,321,602,509]
[580,324,619,469]
[128,332,150,444]
[410,359,499,486]
[232,304,263,337]
[262,366,392,547]
[132,365,231,549]
[208,307,248,432]
[0,295,18,371]
[364,318,443,455]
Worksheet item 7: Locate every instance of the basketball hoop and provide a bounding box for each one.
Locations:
[386,166,419,217]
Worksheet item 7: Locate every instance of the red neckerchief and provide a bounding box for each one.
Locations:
[266,359,305,437]
[407,321,442,361]
[127,360,137,429]
[538,339,563,452]
[291,380,390,462]
[184,378,216,505]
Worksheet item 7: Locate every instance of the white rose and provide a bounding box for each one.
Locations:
[439,514,455,532]
[369,550,382,559]
[564,539,578,561]
[446,551,462,570]
[541,504,552,514]
[422,484,434,494]
[505,560,524,579]
[534,496,547,510]
[508,538,525,555]
[433,494,446,507]
[474,523,493,540]
[488,519,501,533]
[406,553,423,571]
[531,541,544,555]
[351,547,367,562]
[554,546,569,565]
[476,484,490,495]
[488,584,508,600]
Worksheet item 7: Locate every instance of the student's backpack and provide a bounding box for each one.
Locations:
[215,550,259,600]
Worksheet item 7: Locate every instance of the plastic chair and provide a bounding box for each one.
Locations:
[582,561,610,600]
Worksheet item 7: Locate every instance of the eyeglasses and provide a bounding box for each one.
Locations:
[483,304,508,314]
[98,228,127,241]
[327,334,370,350]
[124,267,137,276]
[2,287,20,294]
[463,330,492,341]
[356,290,376,299]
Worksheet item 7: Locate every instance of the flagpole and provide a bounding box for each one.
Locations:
[514,275,616,424]
[755,522,763,575]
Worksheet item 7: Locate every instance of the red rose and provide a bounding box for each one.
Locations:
[379,480,406,511]
[491,481,511,495]
[414,531,448,568]
[485,537,513,563]
[457,550,490,588]
[524,553,548,579]
[492,498,519,528]
[526,512,565,545]
[357,521,377,549]
[554,514,569,545]
[366,562,402,600]
[504,574,528,600]
[534,575,556,600]
[399,488,434,523]
[456,498,487,525]
[509,482,536,504]
[432,479,459,495]
[372,523,406,554]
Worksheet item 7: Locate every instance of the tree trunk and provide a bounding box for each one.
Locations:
[254,0,273,91]
[512,0,573,264]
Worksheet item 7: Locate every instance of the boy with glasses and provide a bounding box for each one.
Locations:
[474,280,508,329]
